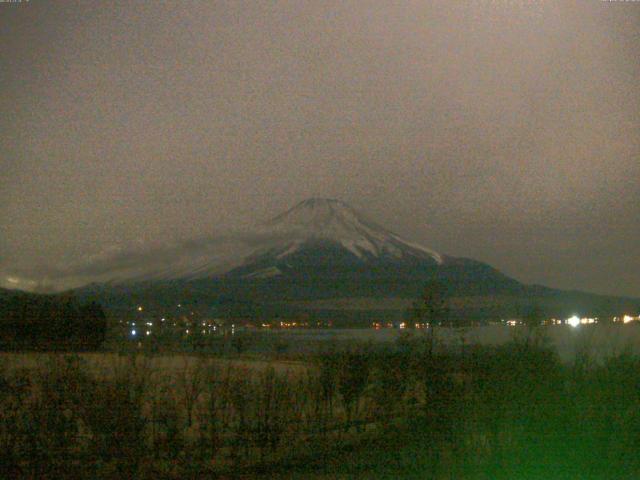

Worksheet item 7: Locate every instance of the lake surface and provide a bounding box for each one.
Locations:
[260,323,640,362]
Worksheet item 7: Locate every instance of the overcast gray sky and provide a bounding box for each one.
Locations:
[1,1,639,297]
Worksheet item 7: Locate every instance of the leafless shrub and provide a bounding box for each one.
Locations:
[28,355,91,477]
[150,380,183,460]
[0,366,32,478]
[254,367,294,460]
[81,354,150,477]
[336,348,370,432]
[176,355,207,429]
[199,362,232,461]
[227,367,254,462]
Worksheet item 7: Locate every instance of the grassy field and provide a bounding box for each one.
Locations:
[0,351,308,377]
[2,331,640,478]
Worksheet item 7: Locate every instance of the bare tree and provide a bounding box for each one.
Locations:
[200,363,232,460]
[227,367,254,462]
[337,348,370,432]
[150,381,183,459]
[409,281,450,355]
[255,367,292,459]
[176,355,207,428]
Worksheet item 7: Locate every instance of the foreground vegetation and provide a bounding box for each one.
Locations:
[1,333,639,479]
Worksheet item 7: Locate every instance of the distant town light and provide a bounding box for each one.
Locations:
[137,306,143,312]
[146,330,150,336]
[568,316,580,328]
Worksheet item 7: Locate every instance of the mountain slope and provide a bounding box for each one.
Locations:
[219,199,527,302]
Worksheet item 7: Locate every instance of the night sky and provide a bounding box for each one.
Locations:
[1,1,639,297]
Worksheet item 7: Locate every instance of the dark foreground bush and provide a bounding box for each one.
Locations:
[0,292,107,351]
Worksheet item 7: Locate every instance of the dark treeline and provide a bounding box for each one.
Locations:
[1,336,640,478]
[0,291,106,350]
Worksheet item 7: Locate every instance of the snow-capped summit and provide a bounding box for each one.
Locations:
[267,198,369,233]
[258,198,443,263]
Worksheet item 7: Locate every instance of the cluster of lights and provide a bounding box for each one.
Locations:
[567,316,599,327]
[129,305,226,338]
[506,315,640,327]
[260,321,308,329]
[132,304,640,338]
[371,322,428,329]
[129,328,151,337]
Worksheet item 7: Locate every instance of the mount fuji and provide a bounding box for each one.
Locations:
[70,198,529,321]
[8,198,636,324]
[227,197,445,280]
